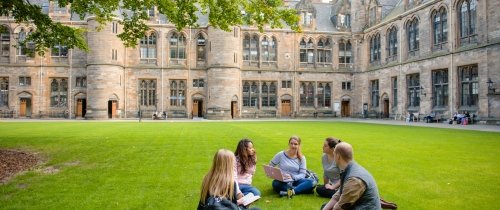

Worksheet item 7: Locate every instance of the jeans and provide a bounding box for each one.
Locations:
[272,178,314,195]
[239,184,261,196]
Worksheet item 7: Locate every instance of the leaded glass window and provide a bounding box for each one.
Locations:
[169,32,186,64]
[459,65,478,107]
[459,0,477,45]
[140,79,156,107]
[170,80,186,107]
[0,77,8,107]
[300,82,314,107]
[140,32,157,64]
[432,69,448,107]
[387,27,398,62]
[371,80,379,108]
[50,78,68,107]
[407,74,420,108]
[317,82,331,108]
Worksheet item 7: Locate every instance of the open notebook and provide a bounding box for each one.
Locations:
[240,193,260,206]
[263,164,293,182]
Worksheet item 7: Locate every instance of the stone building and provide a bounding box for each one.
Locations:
[0,0,499,122]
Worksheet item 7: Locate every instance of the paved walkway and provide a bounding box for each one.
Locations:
[1,118,499,132]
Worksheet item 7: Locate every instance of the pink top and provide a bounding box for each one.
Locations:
[235,156,256,185]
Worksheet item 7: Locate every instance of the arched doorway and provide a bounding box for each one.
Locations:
[18,92,32,118]
[192,93,205,118]
[341,95,351,117]
[74,93,87,118]
[107,94,119,119]
[381,93,389,118]
[280,94,292,118]
[231,95,239,119]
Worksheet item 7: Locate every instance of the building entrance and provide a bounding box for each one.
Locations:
[76,99,87,118]
[19,98,32,117]
[281,100,291,117]
[108,100,117,119]
[383,99,390,118]
[231,101,238,119]
[192,99,203,118]
[341,100,350,117]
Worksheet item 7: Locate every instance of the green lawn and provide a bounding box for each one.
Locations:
[0,121,499,210]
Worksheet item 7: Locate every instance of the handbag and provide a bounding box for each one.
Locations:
[305,169,319,187]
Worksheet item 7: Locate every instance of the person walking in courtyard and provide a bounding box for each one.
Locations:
[234,138,261,196]
[321,142,381,210]
[269,136,315,198]
[316,137,342,198]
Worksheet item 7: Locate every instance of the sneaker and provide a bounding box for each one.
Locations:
[287,189,294,199]
[279,191,288,197]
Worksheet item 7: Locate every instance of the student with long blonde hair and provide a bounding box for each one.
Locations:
[198,149,239,210]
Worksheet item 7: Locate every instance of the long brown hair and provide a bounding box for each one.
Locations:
[235,138,257,174]
[200,149,236,204]
[289,136,303,161]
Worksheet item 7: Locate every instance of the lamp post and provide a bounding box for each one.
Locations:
[487,78,495,94]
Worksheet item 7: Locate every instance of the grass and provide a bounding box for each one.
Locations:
[0,121,499,210]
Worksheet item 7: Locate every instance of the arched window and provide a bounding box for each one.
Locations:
[338,40,352,68]
[299,38,315,67]
[170,80,186,106]
[17,29,27,56]
[261,36,277,67]
[140,32,157,64]
[317,37,332,67]
[300,82,314,107]
[432,8,448,50]
[370,33,381,64]
[169,32,186,65]
[140,80,156,107]
[196,33,206,63]
[50,78,68,107]
[243,81,259,108]
[407,18,419,56]
[0,77,8,107]
[317,82,331,108]
[458,0,477,45]
[407,74,420,108]
[387,27,398,62]
[0,26,9,62]
[243,34,259,66]
[261,82,277,107]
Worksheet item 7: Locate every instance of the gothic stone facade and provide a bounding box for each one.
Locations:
[0,0,499,121]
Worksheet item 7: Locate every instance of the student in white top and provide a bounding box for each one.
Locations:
[235,138,261,196]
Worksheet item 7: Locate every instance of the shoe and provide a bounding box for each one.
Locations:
[279,191,288,197]
[287,189,294,199]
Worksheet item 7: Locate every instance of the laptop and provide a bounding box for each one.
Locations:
[263,165,293,182]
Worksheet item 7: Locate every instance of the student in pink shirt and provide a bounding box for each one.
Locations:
[234,138,261,196]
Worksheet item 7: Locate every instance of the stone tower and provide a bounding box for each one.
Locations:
[350,0,367,34]
[85,18,125,119]
[205,26,241,120]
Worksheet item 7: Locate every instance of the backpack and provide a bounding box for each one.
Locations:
[200,196,239,210]
[305,169,320,187]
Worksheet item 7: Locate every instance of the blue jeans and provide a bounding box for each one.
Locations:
[272,178,314,195]
[239,184,261,196]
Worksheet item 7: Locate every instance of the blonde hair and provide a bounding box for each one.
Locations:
[200,149,236,204]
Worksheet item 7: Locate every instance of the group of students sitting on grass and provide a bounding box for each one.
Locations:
[197,136,397,210]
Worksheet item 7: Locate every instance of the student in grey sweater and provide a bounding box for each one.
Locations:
[269,136,315,197]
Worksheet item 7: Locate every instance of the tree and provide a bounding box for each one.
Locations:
[0,0,300,56]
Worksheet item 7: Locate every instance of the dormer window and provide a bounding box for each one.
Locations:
[302,12,313,25]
